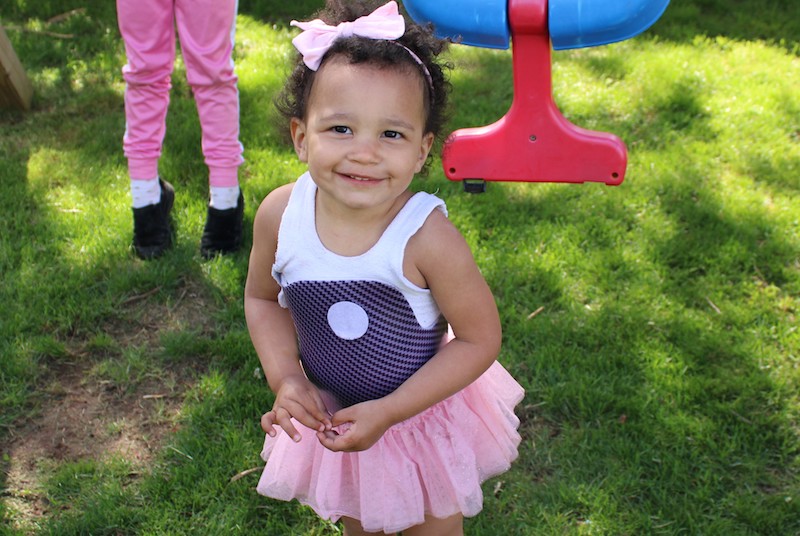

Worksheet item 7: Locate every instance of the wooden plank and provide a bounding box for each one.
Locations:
[0,25,33,110]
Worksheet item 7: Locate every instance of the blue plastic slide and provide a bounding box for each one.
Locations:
[403,0,670,50]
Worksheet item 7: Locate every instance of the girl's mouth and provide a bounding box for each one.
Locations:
[343,173,380,182]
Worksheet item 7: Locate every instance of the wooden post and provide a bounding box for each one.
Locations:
[0,25,33,110]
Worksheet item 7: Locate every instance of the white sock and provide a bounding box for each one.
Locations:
[131,177,161,208]
[210,186,240,210]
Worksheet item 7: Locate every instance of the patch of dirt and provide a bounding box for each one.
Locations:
[1,278,216,531]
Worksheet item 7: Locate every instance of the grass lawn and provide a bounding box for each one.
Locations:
[1,0,799,534]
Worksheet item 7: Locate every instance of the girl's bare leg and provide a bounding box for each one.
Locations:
[341,516,397,536]
[341,512,463,536]
[402,513,464,536]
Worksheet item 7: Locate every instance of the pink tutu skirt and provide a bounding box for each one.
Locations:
[256,360,524,534]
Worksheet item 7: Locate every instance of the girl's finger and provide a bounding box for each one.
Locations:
[284,401,326,432]
[260,411,277,436]
[330,406,355,427]
[317,430,351,452]
[303,389,334,429]
[274,407,302,442]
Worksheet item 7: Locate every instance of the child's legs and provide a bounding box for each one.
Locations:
[175,0,243,188]
[117,0,176,180]
[341,513,463,536]
[402,513,463,536]
[341,517,396,536]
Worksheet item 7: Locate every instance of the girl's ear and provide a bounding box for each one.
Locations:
[415,132,435,173]
[290,117,308,162]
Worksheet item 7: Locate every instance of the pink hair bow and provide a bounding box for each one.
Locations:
[290,1,406,70]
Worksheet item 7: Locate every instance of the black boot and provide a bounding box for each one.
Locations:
[200,192,244,259]
[132,179,174,260]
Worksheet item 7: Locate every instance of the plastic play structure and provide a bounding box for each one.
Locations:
[404,0,670,191]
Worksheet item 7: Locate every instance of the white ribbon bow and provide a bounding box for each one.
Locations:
[291,1,406,70]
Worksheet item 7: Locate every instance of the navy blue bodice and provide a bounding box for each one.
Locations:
[283,279,447,408]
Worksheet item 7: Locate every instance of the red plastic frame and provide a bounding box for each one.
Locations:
[442,0,627,185]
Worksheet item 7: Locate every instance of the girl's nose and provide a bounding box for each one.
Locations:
[347,136,381,164]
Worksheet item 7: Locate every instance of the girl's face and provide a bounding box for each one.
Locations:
[290,58,434,215]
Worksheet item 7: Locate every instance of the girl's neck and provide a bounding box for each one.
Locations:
[314,189,413,257]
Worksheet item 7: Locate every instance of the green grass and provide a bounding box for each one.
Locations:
[1,0,799,534]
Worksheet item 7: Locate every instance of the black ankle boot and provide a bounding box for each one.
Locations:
[132,179,174,260]
[200,192,244,258]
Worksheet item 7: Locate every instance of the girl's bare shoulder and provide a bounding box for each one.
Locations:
[254,182,295,231]
[406,207,477,286]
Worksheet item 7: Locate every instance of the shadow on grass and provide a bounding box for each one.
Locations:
[437,44,798,529]
[648,0,800,52]
[452,8,798,524]
[237,0,324,24]
[238,69,290,156]
[447,36,722,153]
[453,171,799,530]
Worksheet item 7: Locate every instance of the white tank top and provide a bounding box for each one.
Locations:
[271,172,449,408]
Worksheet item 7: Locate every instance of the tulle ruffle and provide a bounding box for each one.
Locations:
[256,361,524,534]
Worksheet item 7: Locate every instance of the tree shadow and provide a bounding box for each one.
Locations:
[236,0,324,24]
[441,163,799,530]
[647,0,800,53]
[447,38,725,151]
[432,40,798,527]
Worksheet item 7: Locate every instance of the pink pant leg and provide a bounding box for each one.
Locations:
[176,0,244,188]
[117,0,176,180]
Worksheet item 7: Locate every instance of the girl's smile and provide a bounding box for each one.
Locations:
[290,58,434,217]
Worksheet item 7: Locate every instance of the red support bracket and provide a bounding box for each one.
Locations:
[441,0,627,188]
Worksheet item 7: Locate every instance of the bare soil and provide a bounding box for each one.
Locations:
[1,279,216,532]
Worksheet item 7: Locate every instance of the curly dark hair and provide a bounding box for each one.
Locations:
[275,0,452,174]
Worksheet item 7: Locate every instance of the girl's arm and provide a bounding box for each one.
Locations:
[245,184,331,441]
[318,209,501,451]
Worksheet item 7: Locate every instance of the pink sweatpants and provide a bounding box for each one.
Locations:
[117,0,244,187]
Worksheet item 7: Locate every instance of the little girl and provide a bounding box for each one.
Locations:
[244,2,524,534]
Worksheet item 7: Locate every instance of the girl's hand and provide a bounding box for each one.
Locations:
[261,375,331,442]
[316,399,394,452]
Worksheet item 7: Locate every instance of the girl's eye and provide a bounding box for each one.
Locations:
[332,126,351,134]
[383,130,402,139]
